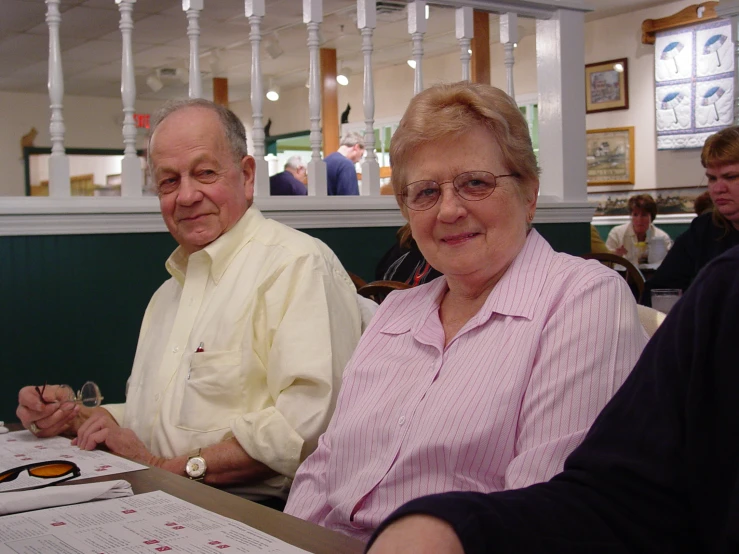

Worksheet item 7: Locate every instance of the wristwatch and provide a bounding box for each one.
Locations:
[185,449,207,481]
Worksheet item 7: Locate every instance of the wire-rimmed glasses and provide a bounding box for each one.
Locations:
[35,381,103,408]
[398,171,516,211]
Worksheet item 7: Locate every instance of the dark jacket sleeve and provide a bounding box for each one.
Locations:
[368,245,739,554]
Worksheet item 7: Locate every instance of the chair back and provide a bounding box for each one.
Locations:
[357,280,410,304]
[581,252,646,302]
[347,271,368,291]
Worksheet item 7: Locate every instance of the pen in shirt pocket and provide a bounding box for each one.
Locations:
[188,342,205,380]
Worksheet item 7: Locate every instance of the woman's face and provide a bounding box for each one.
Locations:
[630,209,651,236]
[404,124,537,293]
[706,162,739,226]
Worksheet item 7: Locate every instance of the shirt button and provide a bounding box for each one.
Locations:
[398,416,406,426]
[172,346,179,353]
[154,393,160,402]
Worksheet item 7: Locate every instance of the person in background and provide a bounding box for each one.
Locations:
[375,223,443,285]
[643,125,739,305]
[590,224,610,254]
[693,190,713,215]
[325,132,365,195]
[16,99,362,509]
[606,194,672,264]
[366,245,739,554]
[270,155,307,196]
[285,81,647,542]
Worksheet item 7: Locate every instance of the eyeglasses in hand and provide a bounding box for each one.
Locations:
[35,381,104,409]
[398,171,516,211]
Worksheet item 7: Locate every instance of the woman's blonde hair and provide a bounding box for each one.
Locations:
[389,81,540,211]
[701,125,739,235]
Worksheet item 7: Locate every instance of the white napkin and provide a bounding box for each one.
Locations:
[0,479,133,515]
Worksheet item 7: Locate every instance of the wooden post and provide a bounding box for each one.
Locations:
[320,47,339,156]
[212,77,228,107]
[470,10,490,85]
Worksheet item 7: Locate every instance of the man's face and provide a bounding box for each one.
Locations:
[348,144,365,164]
[149,107,255,254]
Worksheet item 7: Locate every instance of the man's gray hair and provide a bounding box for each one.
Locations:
[285,155,305,171]
[340,131,365,149]
[148,99,248,174]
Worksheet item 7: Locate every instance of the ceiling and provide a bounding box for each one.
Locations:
[1,0,674,102]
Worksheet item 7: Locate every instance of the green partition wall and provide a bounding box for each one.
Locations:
[0,221,589,423]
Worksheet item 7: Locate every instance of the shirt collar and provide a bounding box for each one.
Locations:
[165,207,265,286]
[380,229,553,336]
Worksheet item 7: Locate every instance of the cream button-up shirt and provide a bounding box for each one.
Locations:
[104,207,362,497]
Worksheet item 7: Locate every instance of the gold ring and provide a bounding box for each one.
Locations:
[29,422,39,435]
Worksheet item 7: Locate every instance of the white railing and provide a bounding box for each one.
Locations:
[0,0,601,235]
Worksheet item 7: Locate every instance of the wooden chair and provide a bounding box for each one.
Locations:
[581,252,646,302]
[347,271,368,291]
[357,280,410,304]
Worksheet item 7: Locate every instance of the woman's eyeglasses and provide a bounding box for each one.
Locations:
[398,171,516,211]
[35,381,103,408]
[0,460,80,490]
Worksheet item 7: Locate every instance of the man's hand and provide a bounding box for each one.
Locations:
[367,515,464,554]
[16,385,80,438]
[73,413,157,466]
[72,408,120,450]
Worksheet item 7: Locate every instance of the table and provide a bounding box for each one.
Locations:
[3,425,364,554]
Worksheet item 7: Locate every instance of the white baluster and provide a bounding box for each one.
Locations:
[183,0,203,99]
[46,0,70,197]
[500,13,518,98]
[116,0,142,197]
[408,1,426,95]
[304,0,327,196]
[358,0,379,196]
[455,6,473,82]
[245,0,269,196]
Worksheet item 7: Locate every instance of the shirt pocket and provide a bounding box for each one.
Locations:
[175,349,244,432]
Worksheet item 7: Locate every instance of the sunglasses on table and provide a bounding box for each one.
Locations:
[0,460,81,491]
[35,381,103,408]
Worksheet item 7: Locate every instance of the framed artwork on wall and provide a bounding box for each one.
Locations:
[586,127,635,185]
[590,185,707,216]
[585,58,629,113]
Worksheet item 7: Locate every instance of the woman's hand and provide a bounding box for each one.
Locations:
[614,245,628,257]
[16,385,80,438]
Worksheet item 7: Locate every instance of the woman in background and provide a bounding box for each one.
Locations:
[606,194,672,264]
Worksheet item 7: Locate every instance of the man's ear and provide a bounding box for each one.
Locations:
[241,155,256,201]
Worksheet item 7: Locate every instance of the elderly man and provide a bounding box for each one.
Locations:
[270,155,307,196]
[16,99,362,507]
[325,132,365,195]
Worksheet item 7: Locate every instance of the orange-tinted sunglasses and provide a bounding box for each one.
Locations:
[0,460,80,490]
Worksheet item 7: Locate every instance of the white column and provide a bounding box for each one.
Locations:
[245,0,270,196]
[46,0,70,197]
[183,0,203,99]
[455,6,473,82]
[500,13,518,98]
[536,9,586,203]
[358,0,379,196]
[304,0,327,196]
[408,1,426,95]
[715,1,739,125]
[117,0,143,197]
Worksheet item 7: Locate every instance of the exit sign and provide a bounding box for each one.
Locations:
[134,113,150,129]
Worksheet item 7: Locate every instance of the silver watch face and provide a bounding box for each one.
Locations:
[186,456,206,478]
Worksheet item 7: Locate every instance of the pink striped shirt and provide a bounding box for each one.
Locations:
[285,230,648,542]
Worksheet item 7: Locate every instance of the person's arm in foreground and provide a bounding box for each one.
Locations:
[368,247,739,553]
[642,220,698,305]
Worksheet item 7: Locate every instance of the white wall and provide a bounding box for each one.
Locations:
[0,91,164,196]
[584,0,707,192]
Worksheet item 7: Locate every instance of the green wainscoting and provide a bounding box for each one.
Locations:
[0,221,587,423]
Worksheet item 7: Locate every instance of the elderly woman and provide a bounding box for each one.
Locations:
[606,194,672,264]
[643,125,739,304]
[285,82,647,542]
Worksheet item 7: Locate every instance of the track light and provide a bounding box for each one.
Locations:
[337,65,350,86]
[146,73,163,92]
[266,80,280,101]
[407,59,416,69]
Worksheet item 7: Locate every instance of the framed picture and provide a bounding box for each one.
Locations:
[590,186,707,217]
[585,58,629,113]
[586,127,635,185]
